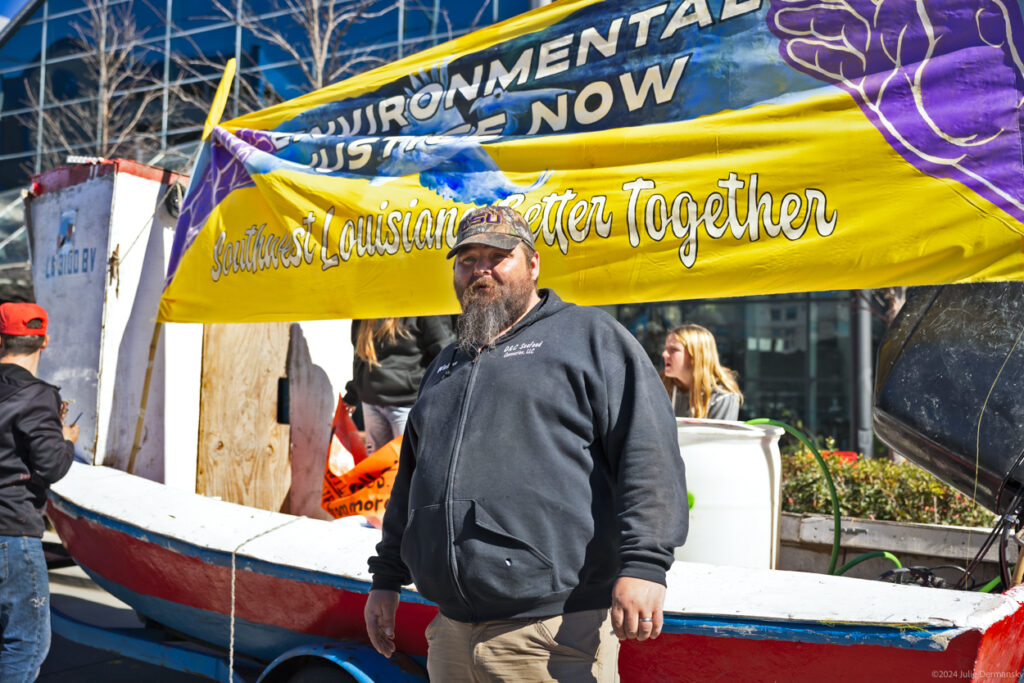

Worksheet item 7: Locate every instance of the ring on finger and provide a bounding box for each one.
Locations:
[639,617,653,623]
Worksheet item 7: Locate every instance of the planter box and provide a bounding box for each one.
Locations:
[778,511,1019,588]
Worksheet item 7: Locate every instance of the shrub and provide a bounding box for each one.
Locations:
[781,448,997,528]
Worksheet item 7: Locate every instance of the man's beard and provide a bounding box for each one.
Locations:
[456,276,535,352]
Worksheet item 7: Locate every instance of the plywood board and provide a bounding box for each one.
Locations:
[197,323,291,511]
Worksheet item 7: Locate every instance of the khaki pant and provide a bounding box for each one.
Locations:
[425,608,620,682]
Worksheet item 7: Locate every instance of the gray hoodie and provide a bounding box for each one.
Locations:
[369,290,688,622]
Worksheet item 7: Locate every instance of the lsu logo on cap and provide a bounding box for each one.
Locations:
[466,209,505,226]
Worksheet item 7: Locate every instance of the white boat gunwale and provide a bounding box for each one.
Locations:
[49,462,1024,654]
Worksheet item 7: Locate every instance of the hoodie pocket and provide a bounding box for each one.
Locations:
[399,504,460,606]
[457,501,557,604]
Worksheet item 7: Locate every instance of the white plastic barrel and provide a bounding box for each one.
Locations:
[673,419,784,569]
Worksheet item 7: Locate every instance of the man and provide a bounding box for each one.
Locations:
[0,302,78,682]
[364,205,687,681]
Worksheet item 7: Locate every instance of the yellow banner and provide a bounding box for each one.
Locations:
[160,0,1024,322]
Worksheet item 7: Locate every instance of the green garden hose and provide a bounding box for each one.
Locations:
[836,551,902,576]
[746,418,843,575]
[979,574,1004,593]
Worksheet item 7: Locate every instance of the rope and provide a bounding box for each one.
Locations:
[974,323,1024,506]
[230,550,237,677]
[967,322,1024,570]
[228,518,300,680]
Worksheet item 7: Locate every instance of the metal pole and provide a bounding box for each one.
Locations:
[807,296,817,436]
[96,0,107,150]
[233,0,242,118]
[161,0,172,151]
[530,0,552,8]
[34,0,49,173]
[397,0,404,59]
[430,0,440,45]
[851,289,874,457]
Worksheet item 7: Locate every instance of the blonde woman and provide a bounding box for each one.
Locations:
[345,316,454,453]
[662,323,743,420]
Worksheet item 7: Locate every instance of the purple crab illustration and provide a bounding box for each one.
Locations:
[767,0,1024,223]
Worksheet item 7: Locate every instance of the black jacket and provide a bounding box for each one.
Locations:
[369,290,688,622]
[345,316,455,407]
[0,363,74,537]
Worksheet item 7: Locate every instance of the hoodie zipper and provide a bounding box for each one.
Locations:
[444,349,482,619]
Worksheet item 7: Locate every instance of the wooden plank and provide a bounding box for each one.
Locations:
[197,323,291,511]
[281,324,336,520]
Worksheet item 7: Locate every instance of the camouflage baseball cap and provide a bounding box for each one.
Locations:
[446,205,535,259]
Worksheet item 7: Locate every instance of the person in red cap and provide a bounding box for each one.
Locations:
[0,302,78,682]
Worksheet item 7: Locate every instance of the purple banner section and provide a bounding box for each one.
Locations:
[165,128,276,286]
[767,0,1024,224]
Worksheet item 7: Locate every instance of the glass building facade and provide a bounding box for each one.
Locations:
[0,0,535,297]
[0,0,534,189]
[606,293,886,445]
[0,0,884,449]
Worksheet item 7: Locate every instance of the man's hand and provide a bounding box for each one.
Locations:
[62,423,79,444]
[364,589,400,657]
[611,576,666,642]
